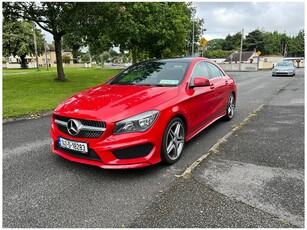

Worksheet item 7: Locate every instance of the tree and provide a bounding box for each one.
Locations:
[79,3,117,56]
[88,2,200,64]
[62,33,83,63]
[288,29,304,57]
[81,52,90,63]
[262,31,278,55]
[206,39,225,51]
[3,2,86,81]
[2,18,44,69]
[222,32,242,51]
[243,29,266,52]
[144,2,196,58]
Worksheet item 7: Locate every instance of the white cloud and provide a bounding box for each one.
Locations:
[193,2,305,40]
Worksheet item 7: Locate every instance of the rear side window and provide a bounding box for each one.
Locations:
[190,61,210,83]
[207,63,224,79]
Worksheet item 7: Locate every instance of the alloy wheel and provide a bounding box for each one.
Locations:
[161,118,185,164]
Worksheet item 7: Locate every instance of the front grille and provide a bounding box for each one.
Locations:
[54,114,106,139]
[55,141,102,162]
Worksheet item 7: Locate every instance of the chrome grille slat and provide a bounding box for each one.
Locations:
[54,115,106,139]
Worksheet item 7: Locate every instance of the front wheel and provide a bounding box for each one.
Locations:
[161,118,185,164]
[224,93,235,121]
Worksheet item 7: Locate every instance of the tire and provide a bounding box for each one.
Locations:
[161,117,185,164]
[224,93,235,121]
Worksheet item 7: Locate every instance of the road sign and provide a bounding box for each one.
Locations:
[256,51,261,56]
[199,37,208,47]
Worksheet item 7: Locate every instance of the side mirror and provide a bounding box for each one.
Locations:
[191,77,210,88]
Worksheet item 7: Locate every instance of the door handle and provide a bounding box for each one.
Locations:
[225,80,229,85]
[210,83,215,89]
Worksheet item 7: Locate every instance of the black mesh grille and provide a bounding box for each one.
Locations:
[112,143,153,159]
[54,114,106,139]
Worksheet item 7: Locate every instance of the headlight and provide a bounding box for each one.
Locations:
[114,110,159,134]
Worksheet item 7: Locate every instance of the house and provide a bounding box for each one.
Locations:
[219,50,260,71]
[3,42,73,68]
[224,51,257,63]
[37,42,73,67]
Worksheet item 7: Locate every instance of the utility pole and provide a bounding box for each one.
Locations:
[192,19,195,57]
[284,43,287,57]
[239,28,244,71]
[32,22,39,70]
[44,36,48,70]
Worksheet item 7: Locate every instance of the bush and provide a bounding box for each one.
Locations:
[203,49,233,59]
[62,55,71,64]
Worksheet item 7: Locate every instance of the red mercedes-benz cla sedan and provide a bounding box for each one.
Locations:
[50,57,237,169]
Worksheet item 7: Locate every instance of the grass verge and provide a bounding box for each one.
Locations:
[3,67,123,118]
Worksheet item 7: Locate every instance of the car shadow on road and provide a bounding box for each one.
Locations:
[52,153,166,178]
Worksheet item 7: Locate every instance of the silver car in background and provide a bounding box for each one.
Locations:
[272,61,296,77]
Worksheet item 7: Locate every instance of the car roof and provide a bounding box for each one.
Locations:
[140,57,211,64]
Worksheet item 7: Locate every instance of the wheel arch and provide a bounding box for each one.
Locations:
[172,114,187,133]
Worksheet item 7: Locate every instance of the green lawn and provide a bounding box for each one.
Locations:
[2,67,124,118]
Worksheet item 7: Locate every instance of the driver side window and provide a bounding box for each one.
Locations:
[190,62,210,83]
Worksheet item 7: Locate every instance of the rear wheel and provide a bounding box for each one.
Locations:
[224,93,235,121]
[161,118,185,164]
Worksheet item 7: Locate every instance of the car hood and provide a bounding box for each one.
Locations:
[54,84,179,122]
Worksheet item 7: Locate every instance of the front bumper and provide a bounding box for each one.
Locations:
[272,70,295,76]
[50,121,163,169]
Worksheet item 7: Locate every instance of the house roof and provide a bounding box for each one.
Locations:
[225,51,255,62]
[46,43,55,51]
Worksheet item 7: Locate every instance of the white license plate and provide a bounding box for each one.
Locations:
[58,137,88,154]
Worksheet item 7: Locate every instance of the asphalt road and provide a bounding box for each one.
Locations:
[3,68,304,227]
[130,69,304,228]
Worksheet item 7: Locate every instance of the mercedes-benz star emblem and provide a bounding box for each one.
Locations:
[67,119,82,136]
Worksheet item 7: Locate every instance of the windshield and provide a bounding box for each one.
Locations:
[110,61,188,86]
[276,62,293,67]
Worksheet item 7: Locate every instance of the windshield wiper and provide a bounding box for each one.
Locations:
[134,83,166,87]
[110,82,133,85]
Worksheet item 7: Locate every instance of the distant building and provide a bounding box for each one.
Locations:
[224,51,257,63]
[3,42,73,68]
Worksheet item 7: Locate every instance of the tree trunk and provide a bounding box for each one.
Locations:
[155,51,162,59]
[72,44,80,63]
[19,55,28,69]
[54,34,66,81]
[131,47,138,65]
